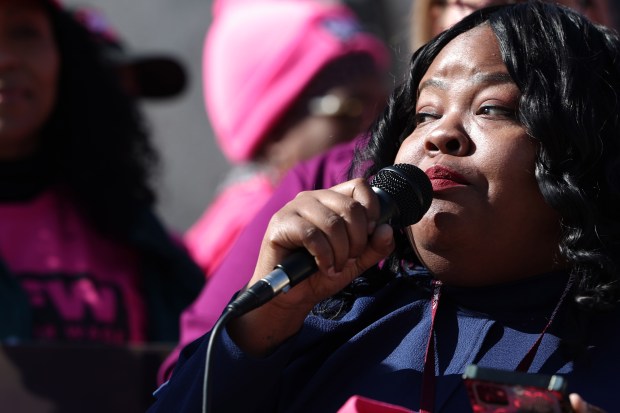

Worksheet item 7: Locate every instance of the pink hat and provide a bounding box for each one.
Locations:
[204,0,390,163]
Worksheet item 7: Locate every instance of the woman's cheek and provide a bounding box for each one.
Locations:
[394,137,424,166]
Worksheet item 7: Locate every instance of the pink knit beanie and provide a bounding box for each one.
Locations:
[204,0,390,163]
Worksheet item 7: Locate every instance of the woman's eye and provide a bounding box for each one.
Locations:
[414,112,439,126]
[477,105,516,118]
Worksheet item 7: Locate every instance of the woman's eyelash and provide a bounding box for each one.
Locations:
[414,105,517,126]
[414,112,438,125]
[478,105,517,117]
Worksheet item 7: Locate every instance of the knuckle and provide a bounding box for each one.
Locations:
[294,190,318,202]
[345,199,365,216]
[324,213,345,231]
[269,211,284,225]
[293,190,309,200]
[302,226,322,243]
[265,225,286,246]
[268,210,290,228]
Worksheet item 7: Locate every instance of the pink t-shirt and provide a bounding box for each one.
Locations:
[184,172,275,276]
[0,190,147,344]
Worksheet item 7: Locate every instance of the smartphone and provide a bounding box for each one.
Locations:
[462,364,573,413]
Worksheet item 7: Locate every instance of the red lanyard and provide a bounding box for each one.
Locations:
[417,276,573,413]
[516,276,574,372]
[419,280,442,413]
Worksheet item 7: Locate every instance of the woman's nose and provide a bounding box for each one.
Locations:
[423,113,471,156]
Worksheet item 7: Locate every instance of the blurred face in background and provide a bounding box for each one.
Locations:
[0,0,59,160]
[261,69,388,174]
[428,0,612,37]
[429,0,510,37]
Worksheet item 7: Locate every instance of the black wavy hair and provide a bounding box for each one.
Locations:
[320,0,620,316]
[39,2,159,237]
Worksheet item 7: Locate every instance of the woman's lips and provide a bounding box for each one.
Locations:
[425,165,470,191]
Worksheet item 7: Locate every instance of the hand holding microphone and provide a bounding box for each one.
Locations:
[211,163,432,380]
[228,164,433,317]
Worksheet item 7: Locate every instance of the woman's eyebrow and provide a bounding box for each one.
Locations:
[418,78,446,93]
[418,71,514,93]
[472,72,514,85]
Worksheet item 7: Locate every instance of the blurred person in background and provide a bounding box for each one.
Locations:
[183,0,391,279]
[0,0,204,345]
[158,0,391,382]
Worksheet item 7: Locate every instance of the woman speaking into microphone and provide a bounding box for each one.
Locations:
[149,2,620,412]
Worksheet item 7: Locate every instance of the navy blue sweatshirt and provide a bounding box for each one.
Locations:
[149,271,620,412]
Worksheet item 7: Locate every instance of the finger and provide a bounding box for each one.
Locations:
[304,191,369,271]
[569,394,607,413]
[570,393,587,413]
[292,183,378,271]
[329,178,383,260]
[354,223,395,273]
[331,178,382,227]
[269,202,339,273]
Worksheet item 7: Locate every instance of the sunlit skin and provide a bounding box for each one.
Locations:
[0,0,59,160]
[396,25,562,286]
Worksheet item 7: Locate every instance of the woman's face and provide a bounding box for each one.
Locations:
[0,0,59,160]
[428,0,611,38]
[429,0,507,37]
[395,25,562,286]
[262,72,387,173]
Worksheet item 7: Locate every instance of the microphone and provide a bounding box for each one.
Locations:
[226,163,433,316]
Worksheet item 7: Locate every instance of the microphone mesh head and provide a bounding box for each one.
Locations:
[370,163,432,227]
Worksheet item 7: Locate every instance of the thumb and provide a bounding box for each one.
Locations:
[570,394,606,413]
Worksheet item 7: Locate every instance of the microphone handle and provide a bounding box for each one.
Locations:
[276,249,318,286]
[226,250,316,315]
